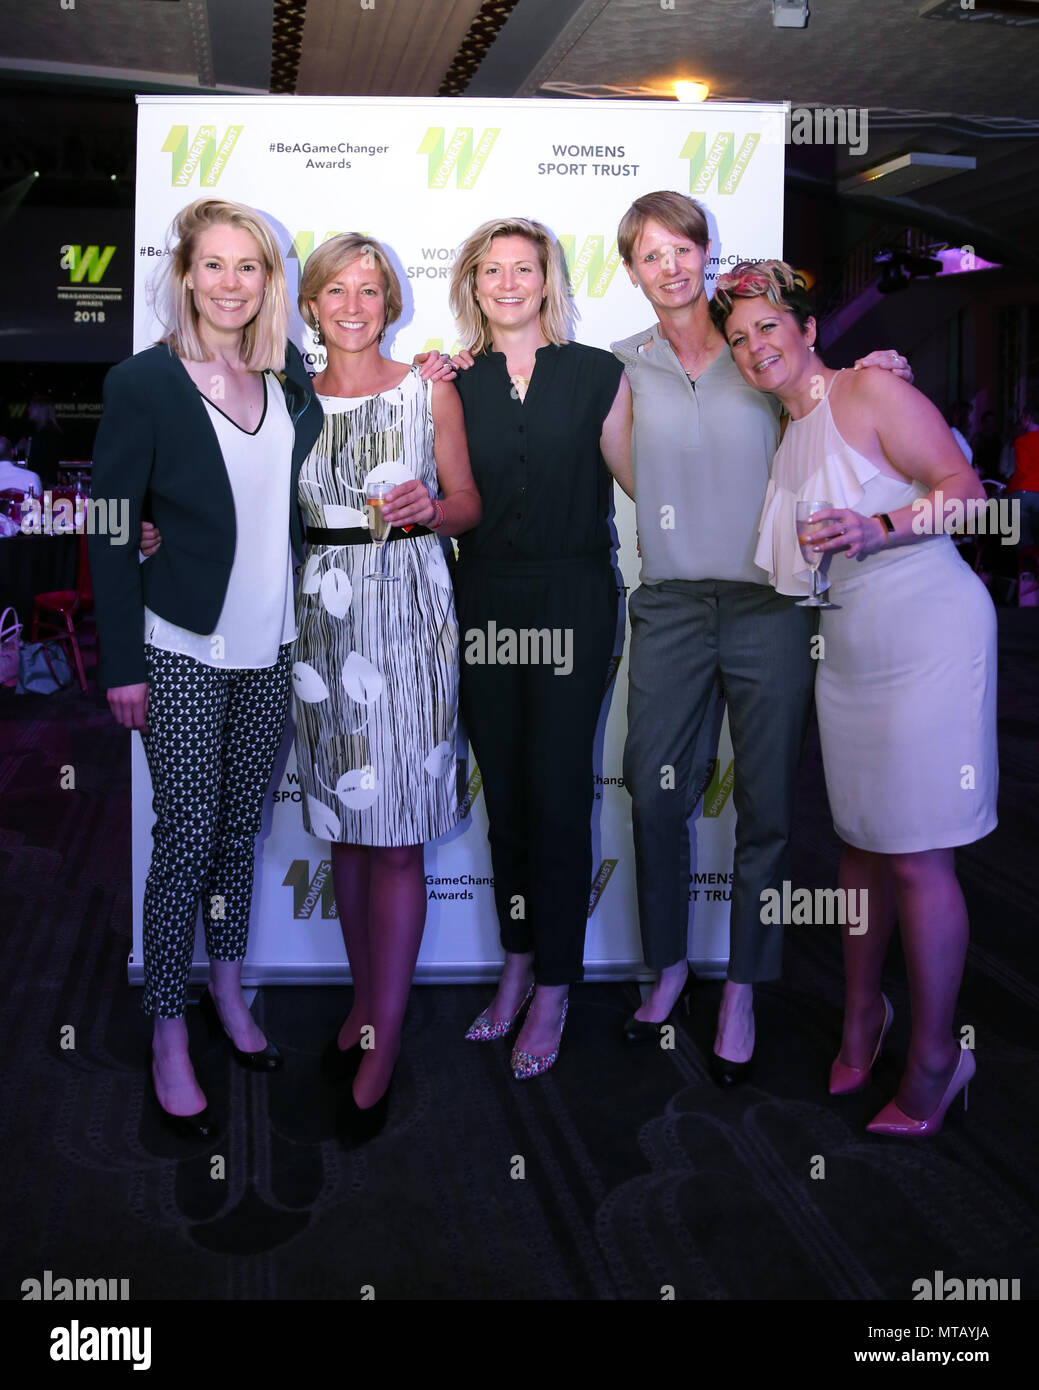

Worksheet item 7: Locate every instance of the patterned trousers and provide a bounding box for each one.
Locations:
[139,644,292,1018]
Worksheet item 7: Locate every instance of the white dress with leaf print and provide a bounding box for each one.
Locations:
[292,366,459,845]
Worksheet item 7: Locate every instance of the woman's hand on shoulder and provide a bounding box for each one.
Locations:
[853,348,913,383]
[107,683,149,731]
[449,348,476,373]
[413,350,457,383]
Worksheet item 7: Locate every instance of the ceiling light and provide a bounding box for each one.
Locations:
[772,1,810,27]
[840,152,976,197]
[674,80,709,103]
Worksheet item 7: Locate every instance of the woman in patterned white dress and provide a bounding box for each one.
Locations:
[294,235,480,1138]
[713,261,996,1137]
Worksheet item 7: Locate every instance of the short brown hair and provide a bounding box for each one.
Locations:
[617,191,710,265]
[298,234,403,333]
[157,198,288,372]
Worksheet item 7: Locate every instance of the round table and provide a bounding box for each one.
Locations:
[0,531,79,628]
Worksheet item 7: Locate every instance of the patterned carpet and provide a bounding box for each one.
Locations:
[1,611,1036,1302]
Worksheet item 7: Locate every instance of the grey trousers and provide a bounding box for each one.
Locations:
[623,580,816,982]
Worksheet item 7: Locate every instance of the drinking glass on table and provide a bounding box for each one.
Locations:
[795,499,838,609]
[364,480,399,583]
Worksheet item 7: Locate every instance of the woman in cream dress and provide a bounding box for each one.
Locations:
[712,261,997,1137]
[294,234,480,1140]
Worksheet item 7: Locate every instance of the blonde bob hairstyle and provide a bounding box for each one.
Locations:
[157,198,289,372]
[448,217,574,355]
[298,234,403,337]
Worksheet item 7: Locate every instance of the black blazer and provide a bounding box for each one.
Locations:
[88,339,324,690]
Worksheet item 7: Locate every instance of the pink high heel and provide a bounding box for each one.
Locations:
[511,998,568,1081]
[465,983,534,1042]
[866,1046,976,1137]
[829,993,894,1095]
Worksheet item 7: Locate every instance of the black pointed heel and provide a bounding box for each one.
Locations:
[708,1053,754,1089]
[200,989,283,1072]
[335,1077,393,1145]
[321,1034,364,1083]
[622,963,695,1044]
[148,1050,219,1140]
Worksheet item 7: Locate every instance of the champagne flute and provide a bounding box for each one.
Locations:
[364,480,399,583]
[795,499,838,609]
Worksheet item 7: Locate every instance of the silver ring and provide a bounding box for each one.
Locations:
[891,351,898,363]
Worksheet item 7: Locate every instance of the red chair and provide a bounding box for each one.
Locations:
[0,487,25,520]
[30,530,92,691]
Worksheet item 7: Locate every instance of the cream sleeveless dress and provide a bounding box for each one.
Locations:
[755,372,997,853]
[292,367,459,847]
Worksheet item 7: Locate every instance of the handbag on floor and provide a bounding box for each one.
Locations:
[0,606,21,685]
[15,638,74,694]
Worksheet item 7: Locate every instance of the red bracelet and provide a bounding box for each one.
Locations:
[429,498,445,530]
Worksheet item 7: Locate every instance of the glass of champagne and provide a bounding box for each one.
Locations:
[795,499,838,609]
[364,480,399,583]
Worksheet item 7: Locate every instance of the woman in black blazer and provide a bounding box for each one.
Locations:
[89,198,324,1139]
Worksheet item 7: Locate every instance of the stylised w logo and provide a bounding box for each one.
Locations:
[287,231,344,270]
[558,235,622,298]
[702,759,735,817]
[63,245,116,284]
[282,859,337,919]
[681,131,759,195]
[418,127,499,189]
[162,125,243,187]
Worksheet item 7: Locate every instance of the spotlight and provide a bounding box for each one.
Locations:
[674,80,709,103]
[772,0,810,27]
[874,247,943,295]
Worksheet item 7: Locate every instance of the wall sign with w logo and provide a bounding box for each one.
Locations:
[62,245,116,284]
[681,131,759,196]
[418,127,499,189]
[162,125,243,187]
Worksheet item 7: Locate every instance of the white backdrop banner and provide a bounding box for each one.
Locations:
[128,95,785,984]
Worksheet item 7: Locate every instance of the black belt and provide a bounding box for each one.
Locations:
[306,524,433,546]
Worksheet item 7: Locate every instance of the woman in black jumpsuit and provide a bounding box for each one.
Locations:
[448,217,632,1079]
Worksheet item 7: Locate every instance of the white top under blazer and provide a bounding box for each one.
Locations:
[144,373,296,669]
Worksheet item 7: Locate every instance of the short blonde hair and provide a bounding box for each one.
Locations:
[710,259,814,333]
[617,191,710,265]
[157,198,288,372]
[448,217,574,355]
[298,234,403,335]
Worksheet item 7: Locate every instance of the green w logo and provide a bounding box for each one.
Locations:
[681,131,759,195]
[62,245,116,283]
[287,231,344,269]
[162,125,243,187]
[558,235,622,298]
[418,127,499,189]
